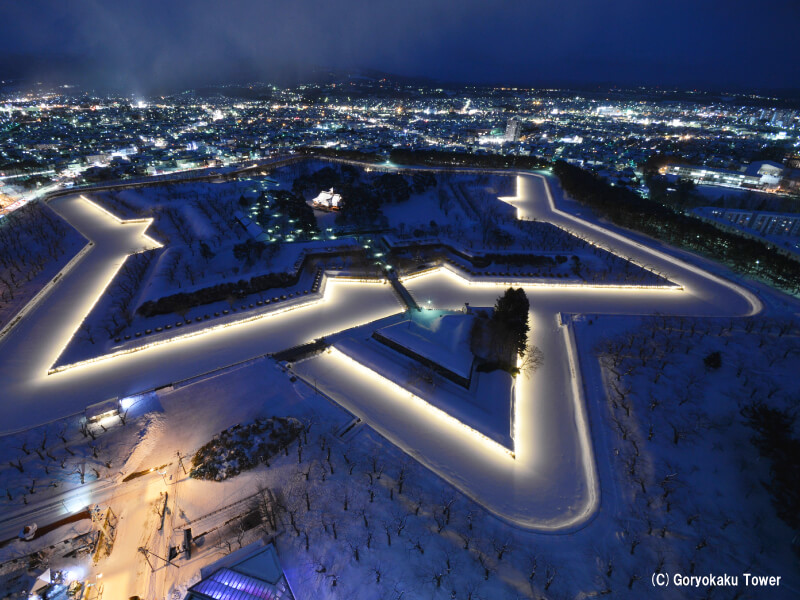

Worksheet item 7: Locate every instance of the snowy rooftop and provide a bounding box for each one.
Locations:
[188,543,294,600]
[376,311,475,379]
[311,187,341,208]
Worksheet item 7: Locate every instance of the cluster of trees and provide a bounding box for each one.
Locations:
[296,149,797,296]
[514,219,587,252]
[741,403,800,531]
[293,165,381,227]
[100,191,142,220]
[594,314,800,591]
[0,202,73,323]
[93,180,316,321]
[446,180,513,248]
[492,288,531,358]
[474,252,568,269]
[292,165,434,228]
[232,238,279,268]
[297,146,384,164]
[86,250,157,341]
[553,160,800,295]
[248,188,319,239]
[1,403,135,510]
[371,172,411,204]
[0,157,43,176]
[235,416,563,599]
[272,190,318,236]
[388,149,549,171]
[336,185,389,228]
[189,417,303,480]
[471,288,531,374]
[292,165,361,197]
[410,171,437,194]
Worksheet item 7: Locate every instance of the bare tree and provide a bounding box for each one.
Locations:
[477,553,494,581]
[519,343,544,376]
[491,537,511,561]
[544,563,557,590]
[382,521,392,547]
[72,462,87,484]
[433,509,447,534]
[78,322,96,345]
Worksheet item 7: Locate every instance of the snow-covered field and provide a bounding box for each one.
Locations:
[0,159,797,599]
[54,163,675,369]
[0,201,86,334]
[328,311,516,450]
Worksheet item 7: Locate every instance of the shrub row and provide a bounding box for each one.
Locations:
[137,271,298,318]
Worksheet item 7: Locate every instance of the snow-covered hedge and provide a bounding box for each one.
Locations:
[189,416,303,481]
[137,270,299,317]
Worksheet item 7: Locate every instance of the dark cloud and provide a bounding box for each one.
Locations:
[1,0,798,92]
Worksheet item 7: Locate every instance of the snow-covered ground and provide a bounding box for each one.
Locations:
[329,313,515,450]
[376,311,475,380]
[1,160,797,599]
[47,163,675,372]
[0,201,86,335]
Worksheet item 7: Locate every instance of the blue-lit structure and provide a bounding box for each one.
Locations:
[185,543,295,600]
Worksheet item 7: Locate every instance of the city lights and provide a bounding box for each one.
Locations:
[0,69,796,600]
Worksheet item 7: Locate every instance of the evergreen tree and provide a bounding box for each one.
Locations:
[492,287,530,358]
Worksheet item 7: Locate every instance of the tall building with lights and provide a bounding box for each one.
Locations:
[505,117,521,142]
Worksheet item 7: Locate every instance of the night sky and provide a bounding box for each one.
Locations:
[1,0,798,93]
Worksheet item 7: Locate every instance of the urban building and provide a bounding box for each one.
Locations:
[311,187,342,210]
[505,117,521,142]
[663,164,761,189]
[694,207,800,238]
[663,161,791,192]
[184,543,296,600]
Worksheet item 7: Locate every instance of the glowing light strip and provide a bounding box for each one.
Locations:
[48,279,386,374]
[395,266,442,282]
[498,185,675,284]
[0,240,94,344]
[329,346,515,459]
[400,263,683,292]
[336,159,663,283]
[343,160,755,314]
[559,316,600,523]
[328,276,387,284]
[48,258,129,371]
[47,196,389,373]
[529,174,763,316]
[44,195,163,370]
[512,355,520,444]
[79,195,163,250]
[60,159,764,318]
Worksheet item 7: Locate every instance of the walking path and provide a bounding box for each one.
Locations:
[293,171,761,530]
[0,166,762,531]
